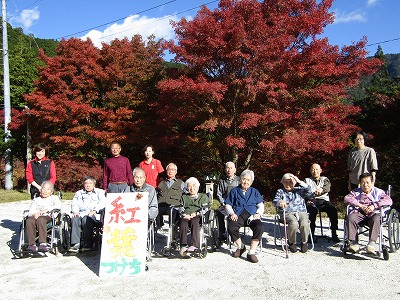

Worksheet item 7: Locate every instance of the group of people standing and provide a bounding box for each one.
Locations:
[23,130,392,261]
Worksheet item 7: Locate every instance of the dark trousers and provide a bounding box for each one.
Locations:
[228,210,263,242]
[307,200,338,236]
[156,204,180,228]
[71,215,99,247]
[26,215,51,245]
[215,208,226,235]
[180,215,201,248]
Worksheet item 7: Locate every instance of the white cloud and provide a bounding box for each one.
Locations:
[81,14,179,48]
[10,8,40,30]
[333,10,366,24]
[366,0,379,7]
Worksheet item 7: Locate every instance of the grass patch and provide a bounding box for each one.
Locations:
[0,189,75,203]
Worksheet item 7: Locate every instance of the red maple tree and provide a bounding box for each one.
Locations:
[156,0,381,180]
[22,36,164,160]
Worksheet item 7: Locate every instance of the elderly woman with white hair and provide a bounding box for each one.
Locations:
[273,173,313,253]
[225,169,264,263]
[179,177,211,256]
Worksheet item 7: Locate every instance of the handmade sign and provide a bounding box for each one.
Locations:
[99,192,148,276]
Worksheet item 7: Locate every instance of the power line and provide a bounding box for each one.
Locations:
[366,37,400,48]
[58,0,219,41]
[90,1,219,43]
[59,0,179,39]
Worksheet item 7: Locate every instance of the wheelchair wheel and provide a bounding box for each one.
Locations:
[59,214,71,253]
[18,223,25,258]
[198,247,208,259]
[161,247,171,257]
[388,209,400,252]
[382,246,389,260]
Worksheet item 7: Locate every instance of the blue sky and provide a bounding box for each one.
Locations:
[6,0,400,58]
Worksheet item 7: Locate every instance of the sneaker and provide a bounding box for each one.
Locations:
[301,242,308,253]
[232,245,246,258]
[68,243,80,253]
[27,244,37,252]
[332,235,341,243]
[179,246,188,257]
[366,242,377,254]
[289,243,297,253]
[247,253,258,263]
[349,242,360,253]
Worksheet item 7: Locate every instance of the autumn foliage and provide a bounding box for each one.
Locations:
[156,0,381,188]
[7,0,384,195]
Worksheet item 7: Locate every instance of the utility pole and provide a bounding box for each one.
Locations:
[2,0,13,190]
[25,106,31,193]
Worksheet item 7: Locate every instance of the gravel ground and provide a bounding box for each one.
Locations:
[1,200,400,300]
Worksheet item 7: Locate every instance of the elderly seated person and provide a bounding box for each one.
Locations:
[69,176,106,252]
[124,167,159,223]
[225,169,264,263]
[273,173,312,253]
[179,177,211,256]
[344,172,392,254]
[26,181,62,252]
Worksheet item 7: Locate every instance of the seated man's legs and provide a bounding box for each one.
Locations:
[81,215,97,248]
[367,213,381,243]
[70,216,82,246]
[318,201,339,239]
[347,211,366,241]
[156,204,169,228]
[306,204,318,237]
[215,207,227,240]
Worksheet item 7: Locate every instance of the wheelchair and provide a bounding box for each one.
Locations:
[273,209,314,253]
[160,205,183,257]
[161,203,218,258]
[341,205,395,260]
[17,208,62,257]
[59,210,104,254]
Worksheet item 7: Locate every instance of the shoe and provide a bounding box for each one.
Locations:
[289,243,297,253]
[179,246,188,257]
[218,233,227,243]
[232,245,246,258]
[81,246,92,252]
[38,243,48,252]
[366,242,377,254]
[349,242,360,253]
[301,242,308,253]
[247,253,258,263]
[332,235,340,243]
[68,243,80,253]
[187,246,198,252]
[27,244,37,252]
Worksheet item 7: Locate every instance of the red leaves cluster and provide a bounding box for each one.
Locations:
[157,0,381,174]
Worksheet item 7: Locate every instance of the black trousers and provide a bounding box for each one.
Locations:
[306,200,338,236]
[228,210,263,242]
